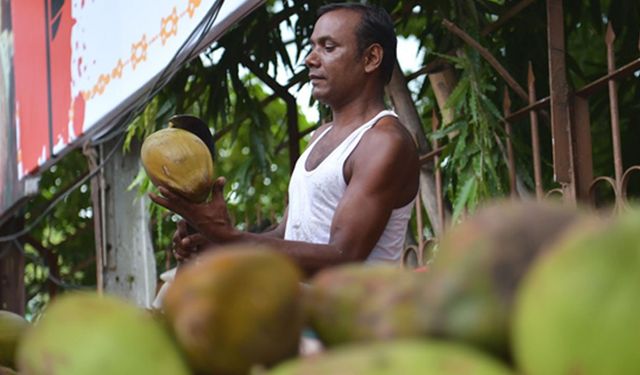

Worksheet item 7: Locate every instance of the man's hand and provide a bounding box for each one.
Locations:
[171,220,212,262]
[149,177,238,244]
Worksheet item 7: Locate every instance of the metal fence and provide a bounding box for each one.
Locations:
[403,0,640,268]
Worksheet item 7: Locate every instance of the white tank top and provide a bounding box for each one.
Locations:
[284,110,414,264]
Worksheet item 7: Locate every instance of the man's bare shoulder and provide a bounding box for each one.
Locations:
[347,114,419,178]
[345,114,419,207]
[361,115,418,157]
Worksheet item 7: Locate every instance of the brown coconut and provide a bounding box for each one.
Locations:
[306,263,429,347]
[163,245,304,375]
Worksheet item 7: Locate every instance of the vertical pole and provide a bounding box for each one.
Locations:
[431,110,445,232]
[528,63,544,200]
[83,144,104,294]
[102,138,156,307]
[502,88,517,197]
[286,101,300,175]
[415,192,424,263]
[571,96,594,202]
[605,23,623,190]
[0,219,25,315]
[547,0,576,202]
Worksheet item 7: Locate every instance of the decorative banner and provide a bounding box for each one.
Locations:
[0,0,263,222]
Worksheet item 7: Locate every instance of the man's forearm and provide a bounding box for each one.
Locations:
[258,226,285,239]
[232,231,354,276]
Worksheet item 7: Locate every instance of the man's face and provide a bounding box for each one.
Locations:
[305,9,364,106]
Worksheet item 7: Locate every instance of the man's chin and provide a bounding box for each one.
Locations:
[310,89,329,105]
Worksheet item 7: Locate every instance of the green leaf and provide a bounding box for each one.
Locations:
[444,77,470,111]
[452,177,477,223]
[430,120,468,140]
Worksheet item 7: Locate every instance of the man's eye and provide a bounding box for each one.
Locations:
[325,45,335,51]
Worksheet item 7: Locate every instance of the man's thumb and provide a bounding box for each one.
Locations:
[212,176,226,197]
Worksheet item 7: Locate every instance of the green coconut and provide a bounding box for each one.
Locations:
[16,293,189,375]
[513,208,640,375]
[306,263,429,347]
[0,311,29,369]
[141,127,214,203]
[268,339,515,375]
[421,200,585,357]
[0,365,17,375]
[163,245,304,375]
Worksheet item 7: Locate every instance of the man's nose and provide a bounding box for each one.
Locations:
[305,48,319,68]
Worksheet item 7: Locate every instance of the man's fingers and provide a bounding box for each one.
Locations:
[177,220,188,235]
[149,192,171,210]
[158,186,171,197]
[171,221,188,246]
[173,248,190,262]
[211,177,226,199]
[181,234,210,251]
[159,186,191,207]
[151,187,193,217]
[172,231,181,245]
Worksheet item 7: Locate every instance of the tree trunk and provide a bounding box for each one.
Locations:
[100,138,156,307]
[386,61,450,236]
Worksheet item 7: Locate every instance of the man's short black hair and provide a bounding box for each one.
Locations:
[318,3,397,84]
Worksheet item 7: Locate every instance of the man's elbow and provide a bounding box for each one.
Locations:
[334,245,370,264]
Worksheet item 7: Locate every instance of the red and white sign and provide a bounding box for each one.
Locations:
[0,0,262,222]
[11,0,262,178]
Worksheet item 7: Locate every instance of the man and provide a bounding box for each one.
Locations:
[150,3,419,276]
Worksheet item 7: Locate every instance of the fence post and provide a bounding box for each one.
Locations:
[547,0,576,203]
[571,95,594,202]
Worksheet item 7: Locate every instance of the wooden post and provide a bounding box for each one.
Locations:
[101,138,156,307]
[0,218,25,315]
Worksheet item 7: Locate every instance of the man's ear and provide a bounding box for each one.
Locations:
[363,43,383,74]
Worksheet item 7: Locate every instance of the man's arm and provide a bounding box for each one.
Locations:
[171,200,288,259]
[169,124,332,253]
[150,120,418,275]
[237,121,418,273]
[256,207,288,239]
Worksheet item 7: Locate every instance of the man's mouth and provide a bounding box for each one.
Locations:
[309,74,325,82]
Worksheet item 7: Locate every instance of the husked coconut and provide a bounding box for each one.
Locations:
[141,127,214,203]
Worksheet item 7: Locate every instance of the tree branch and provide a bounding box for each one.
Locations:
[442,18,528,101]
[240,56,300,173]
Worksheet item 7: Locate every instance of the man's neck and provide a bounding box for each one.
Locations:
[329,94,386,131]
